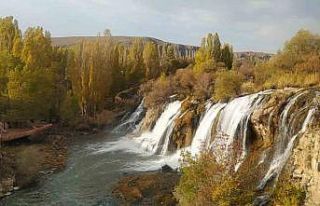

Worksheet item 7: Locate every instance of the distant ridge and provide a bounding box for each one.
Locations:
[52,36,198,49]
[52,36,273,60]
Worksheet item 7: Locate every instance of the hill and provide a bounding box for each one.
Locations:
[52,36,273,61]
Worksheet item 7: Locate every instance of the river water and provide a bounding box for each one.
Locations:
[1,131,174,206]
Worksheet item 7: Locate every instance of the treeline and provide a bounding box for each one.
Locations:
[141,32,236,107]
[142,29,320,108]
[0,16,191,126]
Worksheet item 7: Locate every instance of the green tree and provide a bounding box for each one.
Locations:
[221,44,234,69]
[213,33,222,62]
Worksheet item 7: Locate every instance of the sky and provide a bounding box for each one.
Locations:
[0,0,319,52]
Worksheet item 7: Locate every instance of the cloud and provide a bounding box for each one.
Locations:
[0,0,319,52]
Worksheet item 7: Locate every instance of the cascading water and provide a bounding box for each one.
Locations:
[258,93,316,189]
[210,92,269,166]
[134,100,181,154]
[112,99,145,134]
[190,102,226,155]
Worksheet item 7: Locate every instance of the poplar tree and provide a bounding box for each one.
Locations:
[143,41,160,79]
[126,38,145,84]
[213,33,221,62]
[221,44,234,70]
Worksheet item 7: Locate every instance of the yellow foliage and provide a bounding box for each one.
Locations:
[213,70,244,101]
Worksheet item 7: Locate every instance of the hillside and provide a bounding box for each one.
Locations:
[52,36,198,58]
[52,36,273,60]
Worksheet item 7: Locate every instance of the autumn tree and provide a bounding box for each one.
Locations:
[213,33,221,62]
[143,41,160,79]
[6,27,57,122]
[126,38,145,85]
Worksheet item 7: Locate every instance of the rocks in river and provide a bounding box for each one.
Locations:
[112,169,180,205]
[161,164,173,173]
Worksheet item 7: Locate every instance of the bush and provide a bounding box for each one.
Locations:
[175,152,253,206]
[213,70,244,101]
[140,73,174,108]
[193,72,214,100]
[272,173,306,206]
[241,81,256,94]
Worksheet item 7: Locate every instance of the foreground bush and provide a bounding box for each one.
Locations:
[175,152,253,206]
[272,172,306,206]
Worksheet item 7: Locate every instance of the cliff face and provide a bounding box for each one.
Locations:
[290,126,320,205]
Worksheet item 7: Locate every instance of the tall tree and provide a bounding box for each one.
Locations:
[143,41,160,79]
[221,44,234,70]
[213,33,221,62]
[126,38,145,84]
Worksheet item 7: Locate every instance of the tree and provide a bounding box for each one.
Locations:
[0,16,21,53]
[213,33,222,62]
[103,28,111,37]
[21,27,52,70]
[221,44,234,69]
[126,38,145,84]
[143,41,160,79]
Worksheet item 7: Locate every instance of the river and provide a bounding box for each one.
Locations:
[1,131,175,206]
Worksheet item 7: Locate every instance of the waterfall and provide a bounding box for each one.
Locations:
[113,100,145,134]
[134,101,181,154]
[275,92,307,157]
[190,102,226,155]
[258,103,316,190]
[211,92,269,164]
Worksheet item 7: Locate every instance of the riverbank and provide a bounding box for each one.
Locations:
[0,130,68,198]
[0,106,128,199]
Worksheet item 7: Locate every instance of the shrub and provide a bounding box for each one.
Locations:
[172,68,196,96]
[272,173,306,206]
[193,72,214,100]
[213,70,244,101]
[175,152,253,206]
[140,73,174,108]
[241,81,256,94]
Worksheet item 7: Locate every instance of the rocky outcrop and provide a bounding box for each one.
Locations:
[139,106,163,132]
[169,99,204,151]
[250,89,297,148]
[290,126,320,206]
